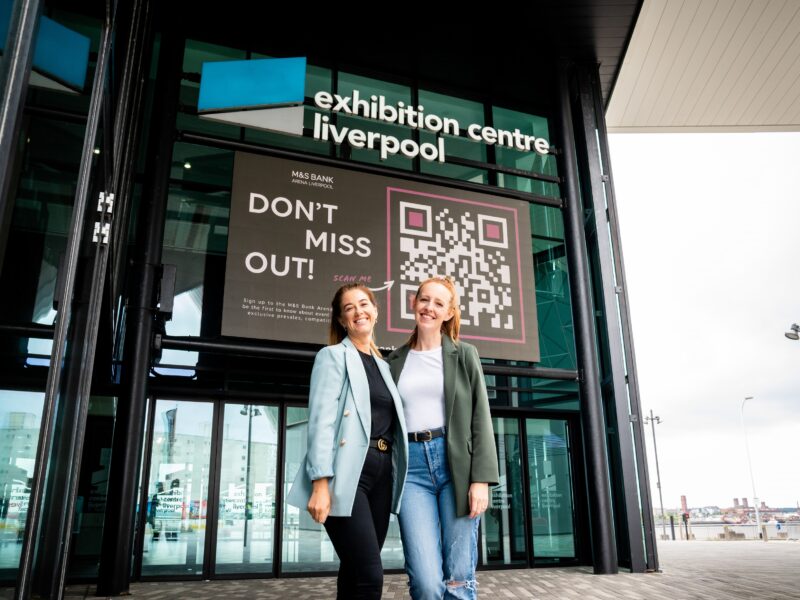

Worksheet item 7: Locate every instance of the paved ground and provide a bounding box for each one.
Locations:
[4,540,800,599]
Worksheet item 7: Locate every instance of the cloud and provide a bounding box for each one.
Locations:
[609,132,800,507]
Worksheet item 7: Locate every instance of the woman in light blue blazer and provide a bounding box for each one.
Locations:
[287,283,408,599]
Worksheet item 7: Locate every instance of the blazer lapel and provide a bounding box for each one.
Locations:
[387,344,411,383]
[442,336,458,426]
[342,337,371,436]
[377,359,408,439]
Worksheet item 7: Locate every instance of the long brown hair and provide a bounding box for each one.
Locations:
[407,276,461,349]
[328,283,381,356]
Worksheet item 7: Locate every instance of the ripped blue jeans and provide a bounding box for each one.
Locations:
[399,435,479,600]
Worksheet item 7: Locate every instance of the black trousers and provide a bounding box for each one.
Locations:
[324,446,393,600]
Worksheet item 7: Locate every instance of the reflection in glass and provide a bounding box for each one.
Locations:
[141,400,213,576]
[527,419,576,559]
[0,391,44,578]
[157,149,233,371]
[281,407,337,572]
[280,406,406,572]
[67,396,116,578]
[481,418,526,566]
[215,404,279,574]
[493,106,559,199]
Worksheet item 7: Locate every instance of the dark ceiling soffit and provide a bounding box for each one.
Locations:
[604,0,645,110]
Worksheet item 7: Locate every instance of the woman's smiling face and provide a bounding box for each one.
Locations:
[413,281,454,334]
[338,288,378,338]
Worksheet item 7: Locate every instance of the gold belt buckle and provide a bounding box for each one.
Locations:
[377,438,388,452]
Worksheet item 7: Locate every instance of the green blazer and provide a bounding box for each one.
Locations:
[387,335,499,517]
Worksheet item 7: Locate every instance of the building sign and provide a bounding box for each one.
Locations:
[199,57,550,165]
[222,152,539,362]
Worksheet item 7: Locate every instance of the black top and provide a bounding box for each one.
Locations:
[358,350,395,443]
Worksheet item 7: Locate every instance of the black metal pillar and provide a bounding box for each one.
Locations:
[556,59,618,575]
[586,63,660,573]
[31,2,155,597]
[571,63,648,573]
[14,8,114,600]
[0,0,41,277]
[96,13,184,594]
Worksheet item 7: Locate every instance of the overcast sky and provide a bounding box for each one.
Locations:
[608,132,800,510]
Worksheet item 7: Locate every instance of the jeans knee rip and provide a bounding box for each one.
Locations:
[446,578,477,590]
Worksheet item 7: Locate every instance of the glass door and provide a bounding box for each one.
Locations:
[481,417,527,566]
[526,418,577,562]
[213,404,279,575]
[140,400,213,576]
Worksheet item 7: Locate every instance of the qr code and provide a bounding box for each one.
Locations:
[396,198,515,331]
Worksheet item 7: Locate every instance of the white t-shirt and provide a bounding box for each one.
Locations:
[397,346,446,432]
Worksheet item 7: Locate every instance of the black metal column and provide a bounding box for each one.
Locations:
[588,64,659,573]
[32,2,155,597]
[14,9,114,600]
[96,14,184,595]
[0,0,41,277]
[572,64,646,573]
[556,59,618,575]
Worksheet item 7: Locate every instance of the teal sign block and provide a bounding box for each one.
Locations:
[198,57,306,113]
[32,15,90,90]
[0,0,90,92]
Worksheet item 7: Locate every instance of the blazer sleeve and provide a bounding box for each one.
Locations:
[466,344,500,485]
[306,346,347,482]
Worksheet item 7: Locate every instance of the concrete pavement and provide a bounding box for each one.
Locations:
[4,540,799,599]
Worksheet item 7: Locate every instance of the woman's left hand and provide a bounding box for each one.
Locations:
[468,482,490,519]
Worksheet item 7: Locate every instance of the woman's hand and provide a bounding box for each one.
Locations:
[468,482,490,519]
[308,478,332,524]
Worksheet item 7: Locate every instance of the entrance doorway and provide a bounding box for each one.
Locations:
[481,416,579,567]
[137,398,280,578]
[135,399,580,579]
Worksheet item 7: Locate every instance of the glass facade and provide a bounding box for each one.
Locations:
[0,3,654,587]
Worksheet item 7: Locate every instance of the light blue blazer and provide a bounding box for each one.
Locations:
[287,337,409,517]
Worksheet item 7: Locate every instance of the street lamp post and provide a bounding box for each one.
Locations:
[740,396,763,540]
[241,404,262,563]
[643,410,667,540]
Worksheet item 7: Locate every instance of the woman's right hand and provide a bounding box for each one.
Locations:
[308,478,331,524]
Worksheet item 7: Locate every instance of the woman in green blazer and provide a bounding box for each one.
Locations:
[386,276,499,599]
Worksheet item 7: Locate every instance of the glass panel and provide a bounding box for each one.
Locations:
[0,390,44,580]
[280,406,404,572]
[336,72,412,170]
[0,116,84,339]
[492,106,559,199]
[418,90,487,183]
[534,238,576,371]
[215,404,279,574]
[141,400,213,576]
[481,418,526,566]
[486,374,579,410]
[526,419,576,560]
[67,396,116,579]
[281,406,338,572]
[157,143,233,371]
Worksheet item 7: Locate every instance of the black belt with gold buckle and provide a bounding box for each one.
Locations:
[369,438,391,453]
[407,427,445,442]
